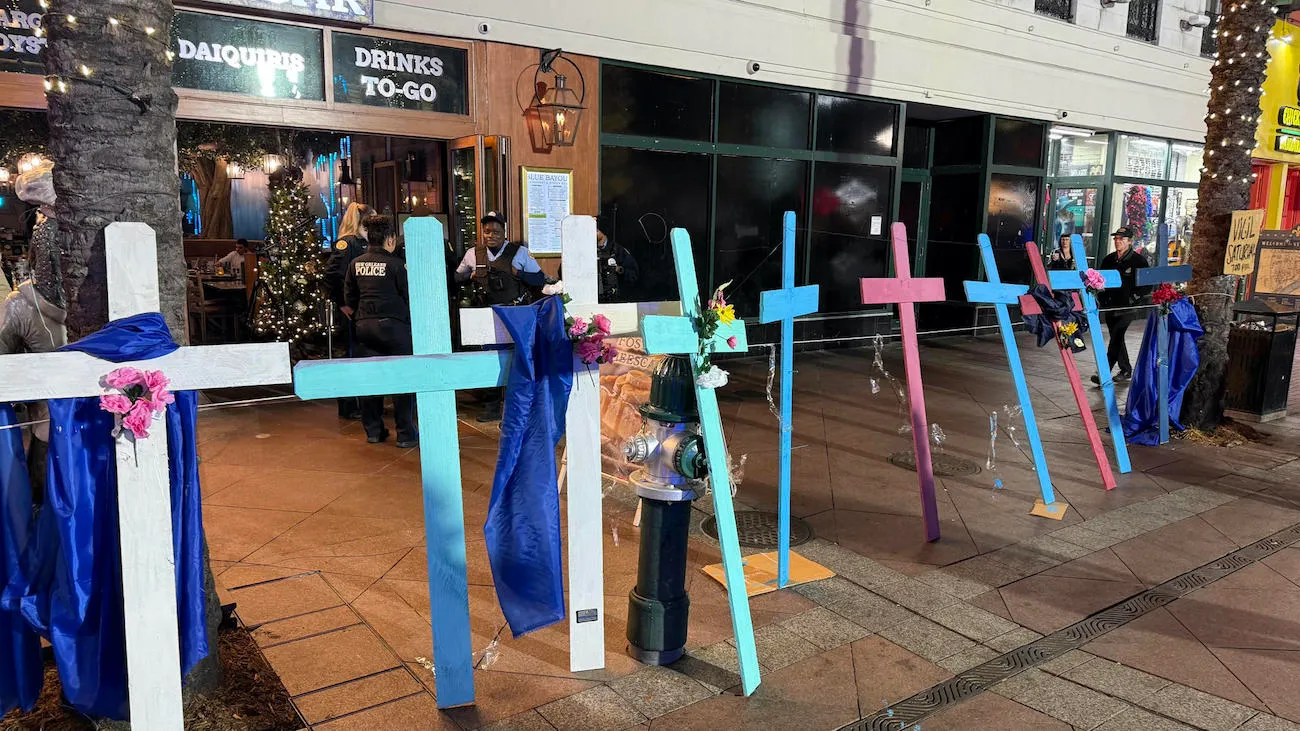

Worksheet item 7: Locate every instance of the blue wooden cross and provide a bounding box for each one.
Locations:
[1136,227,1193,444]
[1047,234,1132,474]
[294,218,510,708]
[962,234,1060,511]
[757,211,819,588]
[640,228,761,696]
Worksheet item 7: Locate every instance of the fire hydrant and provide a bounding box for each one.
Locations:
[622,354,707,664]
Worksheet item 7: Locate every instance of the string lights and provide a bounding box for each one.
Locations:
[1201,0,1273,189]
[38,7,174,114]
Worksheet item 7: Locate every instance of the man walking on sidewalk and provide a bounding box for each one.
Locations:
[1092,226,1150,385]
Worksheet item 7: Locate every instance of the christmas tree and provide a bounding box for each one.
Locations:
[253,166,326,352]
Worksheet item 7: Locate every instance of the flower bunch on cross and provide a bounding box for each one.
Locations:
[98,367,175,440]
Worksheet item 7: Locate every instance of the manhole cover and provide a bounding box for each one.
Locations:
[888,450,982,477]
[701,511,813,549]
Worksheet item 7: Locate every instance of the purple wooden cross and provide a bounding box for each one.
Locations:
[861,223,946,542]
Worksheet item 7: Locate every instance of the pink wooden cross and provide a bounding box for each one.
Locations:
[1021,242,1117,490]
[861,222,945,542]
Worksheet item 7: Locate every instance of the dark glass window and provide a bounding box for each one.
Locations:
[1202,0,1220,57]
[718,83,811,149]
[992,118,1045,168]
[1127,0,1159,43]
[808,162,894,312]
[932,117,985,167]
[713,157,809,317]
[815,95,897,157]
[600,147,711,302]
[987,173,1042,284]
[903,123,932,168]
[601,66,714,141]
[1034,0,1073,21]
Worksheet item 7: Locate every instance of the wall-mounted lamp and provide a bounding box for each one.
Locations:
[1100,0,1130,7]
[532,49,586,148]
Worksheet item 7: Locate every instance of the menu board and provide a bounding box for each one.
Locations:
[332,32,467,114]
[521,166,572,257]
[0,0,45,75]
[171,10,325,101]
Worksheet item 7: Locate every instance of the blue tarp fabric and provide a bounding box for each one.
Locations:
[1122,299,1203,446]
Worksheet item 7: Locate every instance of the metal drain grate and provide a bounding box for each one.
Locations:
[701,511,813,549]
[888,450,982,477]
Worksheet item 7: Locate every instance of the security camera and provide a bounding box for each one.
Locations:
[747,61,761,75]
[1058,110,1069,119]
[477,21,491,35]
[1180,14,1211,29]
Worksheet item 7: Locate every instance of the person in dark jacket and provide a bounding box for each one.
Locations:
[1092,226,1151,385]
[1047,234,1078,271]
[325,203,373,420]
[597,228,639,301]
[344,214,418,448]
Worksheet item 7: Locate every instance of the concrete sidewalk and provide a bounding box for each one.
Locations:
[200,331,1300,731]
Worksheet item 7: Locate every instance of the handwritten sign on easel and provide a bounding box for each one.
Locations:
[1225,209,1266,276]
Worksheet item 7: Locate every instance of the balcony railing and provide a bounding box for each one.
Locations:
[1127,0,1160,43]
[1202,4,1220,57]
[1035,0,1074,21]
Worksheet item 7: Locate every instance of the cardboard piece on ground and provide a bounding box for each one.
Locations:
[701,550,835,597]
[1031,498,1070,520]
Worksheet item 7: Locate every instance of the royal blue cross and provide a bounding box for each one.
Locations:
[1047,234,1132,473]
[294,218,511,708]
[757,211,819,588]
[640,228,761,696]
[1136,227,1193,444]
[962,234,1060,510]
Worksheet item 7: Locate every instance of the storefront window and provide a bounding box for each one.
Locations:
[1049,135,1109,177]
[1115,135,1169,178]
[1169,143,1205,183]
[1110,183,1163,253]
[1163,187,1198,265]
[713,156,809,316]
[601,66,714,141]
[815,96,897,157]
[718,83,811,150]
[992,118,1045,168]
[808,162,894,312]
[1049,186,1098,256]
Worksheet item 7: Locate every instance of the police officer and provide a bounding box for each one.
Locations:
[454,211,546,421]
[344,214,418,447]
[325,202,372,420]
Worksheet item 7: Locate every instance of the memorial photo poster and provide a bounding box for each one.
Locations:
[521,167,572,257]
[598,337,661,480]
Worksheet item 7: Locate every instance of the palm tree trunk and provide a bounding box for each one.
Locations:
[1181,0,1274,429]
[44,0,222,703]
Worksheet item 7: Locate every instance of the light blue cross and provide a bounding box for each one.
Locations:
[962,234,1057,507]
[757,211,819,589]
[1047,234,1132,474]
[640,228,761,696]
[1136,227,1193,444]
[294,218,510,708]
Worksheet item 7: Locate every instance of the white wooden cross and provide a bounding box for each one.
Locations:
[459,216,678,672]
[0,223,292,729]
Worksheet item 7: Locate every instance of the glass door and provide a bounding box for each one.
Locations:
[899,172,931,276]
[449,135,484,260]
[1047,184,1100,262]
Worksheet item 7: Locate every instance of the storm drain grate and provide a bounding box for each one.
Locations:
[888,450,982,477]
[839,519,1300,730]
[701,511,813,549]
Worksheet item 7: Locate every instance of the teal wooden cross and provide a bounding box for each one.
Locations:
[962,234,1059,510]
[757,211,819,588]
[294,218,509,708]
[640,228,760,696]
[1047,234,1131,473]
[1136,227,1193,444]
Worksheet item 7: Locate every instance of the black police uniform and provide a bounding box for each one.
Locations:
[325,234,367,418]
[344,246,418,444]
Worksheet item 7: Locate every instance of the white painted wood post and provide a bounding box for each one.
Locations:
[0,223,292,729]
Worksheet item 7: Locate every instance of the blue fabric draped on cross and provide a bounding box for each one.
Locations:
[484,297,573,637]
[0,313,209,720]
[0,404,43,714]
[1122,299,1204,446]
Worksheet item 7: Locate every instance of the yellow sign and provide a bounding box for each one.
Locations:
[1225,209,1267,275]
[1278,134,1300,154]
[1256,22,1300,162]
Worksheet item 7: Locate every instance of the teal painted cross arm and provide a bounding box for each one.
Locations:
[641,228,761,697]
[757,211,819,589]
[962,234,1056,507]
[1135,228,1193,444]
[861,222,945,542]
[1044,234,1132,474]
[290,218,499,708]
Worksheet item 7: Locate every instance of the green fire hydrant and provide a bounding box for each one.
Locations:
[622,354,707,664]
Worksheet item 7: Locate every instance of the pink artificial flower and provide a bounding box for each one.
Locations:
[142,370,170,394]
[122,401,154,439]
[601,343,619,362]
[568,317,589,338]
[577,339,602,364]
[150,389,176,414]
[592,313,613,336]
[726,336,739,349]
[103,367,146,390]
[99,394,134,415]
[1082,268,1106,291]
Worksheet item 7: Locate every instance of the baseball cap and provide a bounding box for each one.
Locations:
[481,211,507,226]
[1110,226,1135,238]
